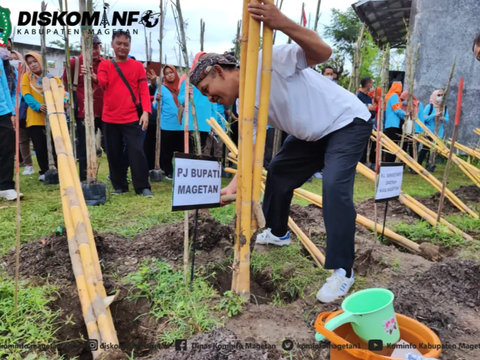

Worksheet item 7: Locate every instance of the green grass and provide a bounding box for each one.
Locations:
[250,242,330,302]
[394,220,464,248]
[0,274,60,359]
[446,215,480,233]
[125,259,220,344]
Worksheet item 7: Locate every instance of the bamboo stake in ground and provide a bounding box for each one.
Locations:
[13,63,22,314]
[236,0,261,300]
[429,58,456,166]
[40,1,56,174]
[232,0,250,293]
[374,46,389,239]
[314,0,322,33]
[437,78,465,222]
[79,0,98,183]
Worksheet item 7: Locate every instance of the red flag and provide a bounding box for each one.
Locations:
[302,8,307,27]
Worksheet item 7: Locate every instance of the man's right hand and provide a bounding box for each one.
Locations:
[220,184,237,206]
[156,93,162,101]
[39,104,47,113]
[81,65,97,83]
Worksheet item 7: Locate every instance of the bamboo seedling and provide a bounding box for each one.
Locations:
[350,24,365,93]
[428,58,456,168]
[272,0,284,44]
[200,19,205,52]
[314,0,322,33]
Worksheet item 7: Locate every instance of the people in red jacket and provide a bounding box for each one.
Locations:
[63,35,105,182]
[82,30,153,197]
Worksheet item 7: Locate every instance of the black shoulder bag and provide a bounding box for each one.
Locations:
[111,59,143,119]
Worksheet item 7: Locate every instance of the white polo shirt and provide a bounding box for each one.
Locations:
[253,44,371,142]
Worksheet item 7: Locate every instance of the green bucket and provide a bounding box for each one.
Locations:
[315,288,400,345]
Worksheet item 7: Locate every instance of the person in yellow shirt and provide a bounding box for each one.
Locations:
[21,52,62,181]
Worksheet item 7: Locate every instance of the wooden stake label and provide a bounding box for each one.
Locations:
[375,163,404,203]
[172,153,222,211]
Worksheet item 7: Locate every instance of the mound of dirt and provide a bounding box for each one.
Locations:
[151,326,283,360]
[1,216,233,281]
[391,258,480,337]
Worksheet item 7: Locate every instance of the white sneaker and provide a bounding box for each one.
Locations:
[22,166,35,175]
[316,268,354,303]
[0,189,23,201]
[255,228,291,246]
[38,174,45,182]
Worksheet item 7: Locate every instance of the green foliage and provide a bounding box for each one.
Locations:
[219,291,244,317]
[324,8,362,61]
[394,221,464,248]
[0,277,59,358]
[126,259,219,344]
[446,215,480,232]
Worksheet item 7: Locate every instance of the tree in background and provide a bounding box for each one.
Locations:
[324,8,361,62]
[50,40,81,52]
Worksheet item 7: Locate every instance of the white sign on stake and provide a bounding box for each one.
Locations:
[172,153,222,211]
[375,163,404,202]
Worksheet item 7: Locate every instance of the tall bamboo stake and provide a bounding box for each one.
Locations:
[374,46,389,239]
[13,63,22,314]
[235,20,242,58]
[79,0,98,183]
[314,0,322,33]
[200,19,205,52]
[437,78,464,221]
[154,0,165,171]
[252,6,273,212]
[429,58,456,165]
[232,0,250,293]
[173,0,202,156]
[40,2,55,171]
[236,0,261,300]
[60,0,76,159]
[351,24,365,93]
[149,32,152,61]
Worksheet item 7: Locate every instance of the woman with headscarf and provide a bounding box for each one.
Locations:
[0,45,22,200]
[423,90,449,138]
[400,91,424,172]
[418,90,449,167]
[152,65,182,180]
[383,82,405,162]
[21,52,62,181]
[10,50,34,176]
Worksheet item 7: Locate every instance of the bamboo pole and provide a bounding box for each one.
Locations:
[60,0,76,159]
[144,26,149,64]
[351,24,365,93]
[48,79,118,343]
[183,78,190,281]
[272,0,284,44]
[13,63,22,314]
[173,0,202,156]
[40,1,56,172]
[429,58,456,165]
[236,0,262,300]
[154,0,165,171]
[374,46,389,240]
[314,0,322,33]
[79,0,98,183]
[44,79,117,349]
[235,20,241,58]
[449,141,480,160]
[374,130,478,218]
[200,19,205,52]
[252,11,273,207]
[232,0,250,293]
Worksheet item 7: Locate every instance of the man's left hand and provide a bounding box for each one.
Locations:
[248,1,290,30]
[140,111,149,131]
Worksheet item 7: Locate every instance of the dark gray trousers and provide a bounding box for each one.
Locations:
[263,118,373,270]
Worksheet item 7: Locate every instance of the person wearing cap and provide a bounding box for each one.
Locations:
[62,35,105,182]
[190,1,372,303]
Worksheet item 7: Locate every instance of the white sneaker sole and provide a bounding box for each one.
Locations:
[255,239,291,246]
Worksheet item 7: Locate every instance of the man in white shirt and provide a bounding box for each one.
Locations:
[190,1,372,303]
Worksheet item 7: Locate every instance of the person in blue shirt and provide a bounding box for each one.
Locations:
[153,65,182,180]
[0,46,22,200]
[384,82,405,162]
[423,90,449,138]
[418,90,449,167]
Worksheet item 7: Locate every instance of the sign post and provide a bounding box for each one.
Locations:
[375,163,404,242]
[172,153,222,291]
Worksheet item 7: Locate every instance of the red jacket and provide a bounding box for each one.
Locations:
[96,58,151,124]
[62,55,104,119]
